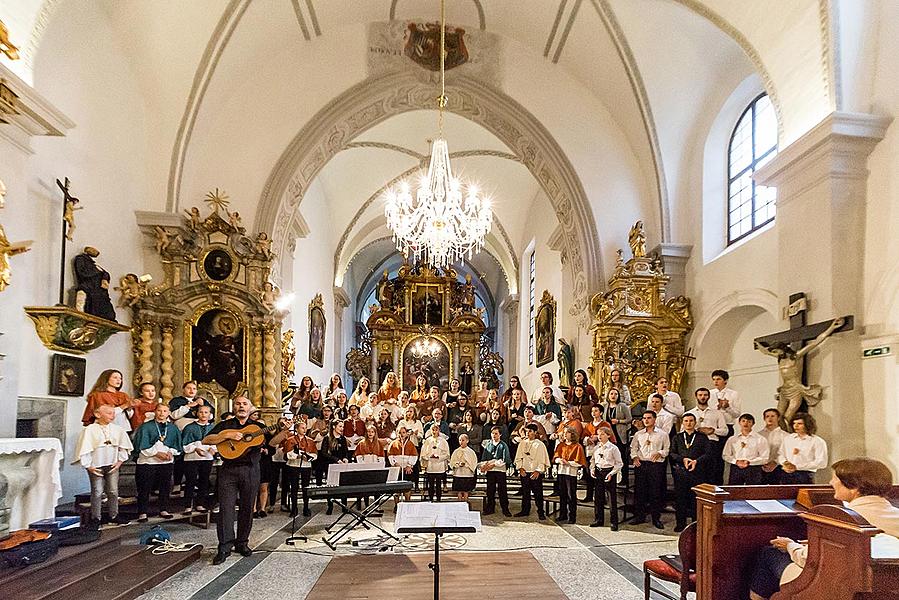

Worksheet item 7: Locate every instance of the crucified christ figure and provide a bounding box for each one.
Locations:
[754,317,845,430]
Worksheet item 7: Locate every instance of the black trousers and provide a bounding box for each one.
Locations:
[615,440,630,481]
[594,467,618,525]
[183,460,213,506]
[283,465,311,515]
[673,466,702,524]
[172,455,185,487]
[216,463,260,552]
[633,461,666,519]
[136,463,173,515]
[708,439,726,486]
[519,472,545,516]
[424,472,443,502]
[484,471,509,512]
[558,473,578,518]
[761,465,783,485]
[780,470,814,485]
[728,464,763,485]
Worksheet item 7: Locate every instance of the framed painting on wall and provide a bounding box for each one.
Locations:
[49,353,87,396]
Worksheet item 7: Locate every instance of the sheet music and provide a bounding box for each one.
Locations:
[395,501,481,531]
[746,499,795,513]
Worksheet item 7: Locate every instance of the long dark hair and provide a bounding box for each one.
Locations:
[89,369,123,395]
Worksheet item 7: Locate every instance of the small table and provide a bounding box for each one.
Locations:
[395,502,481,600]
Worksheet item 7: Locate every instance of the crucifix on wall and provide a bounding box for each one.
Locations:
[753,292,853,430]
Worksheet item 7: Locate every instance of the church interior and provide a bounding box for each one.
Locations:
[1,1,898,599]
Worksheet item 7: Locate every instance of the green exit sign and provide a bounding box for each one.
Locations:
[862,346,891,358]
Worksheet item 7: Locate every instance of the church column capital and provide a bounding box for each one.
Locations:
[754,112,891,199]
[651,243,692,298]
[333,286,350,311]
[501,294,520,315]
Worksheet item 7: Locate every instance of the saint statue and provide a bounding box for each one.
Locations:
[460,273,475,312]
[628,220,646,258]
[377,270,393,311]
[459,360,474,395]
[754,316,846,429]
[557,338,573,388]
[73,246,117,321]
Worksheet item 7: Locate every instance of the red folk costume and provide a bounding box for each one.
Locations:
[344,418,367,439]
[377,385,402,405]
[282,433,318,456]
[128,399,159,430]
[354,438,387,458]
[553,441,588,467]
[582,419,617,444]
[387,438,418,458]
[81,390,131,426]
[557,417,584,440]
[374,418,395,439]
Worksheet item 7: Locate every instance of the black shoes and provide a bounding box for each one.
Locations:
[652,519,664,530]
[513,510,529,517]
[538,513,547,521]
[556,514,569,523]
[111,514,131,525]
[212,550,230,565]
[567,517,577,525]
[610,523,619,531]
[483,508,495,515]
[235,544,253,557]
[589,520,603,528]
[502,509,513,517]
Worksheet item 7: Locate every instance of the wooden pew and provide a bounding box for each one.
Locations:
[773,504,899,600]
[694,484,832,600]
[694,484,899,600]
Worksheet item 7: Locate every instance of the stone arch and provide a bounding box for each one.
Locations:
[254,70,603,314]
[690,288,780,351]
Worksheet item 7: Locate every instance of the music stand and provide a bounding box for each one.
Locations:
[395,502,481,600]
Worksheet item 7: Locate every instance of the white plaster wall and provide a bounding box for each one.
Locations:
[858,0,899,474]
[0,1,151,502]
[289,179,338,389]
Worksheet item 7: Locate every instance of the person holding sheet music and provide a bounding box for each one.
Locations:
[514,423,550,520]
[553,426,587,524]
[271,419,317,517]
[421,423,450,502]
[388,425,418,504]
[450,433,478,503]
[479,426,512,517]
[590,426,623,530]
[344,404,367,451]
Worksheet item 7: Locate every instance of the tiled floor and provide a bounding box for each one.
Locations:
[137,499,684,600]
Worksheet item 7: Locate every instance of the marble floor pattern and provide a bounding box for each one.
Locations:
[137,499,686,600]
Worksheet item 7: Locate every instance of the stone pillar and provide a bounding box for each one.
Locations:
[651,243,692,298]
[263,323,278,408]
[755,112,890,465]
[333,287,350,378]
[501,295,520,374]
[159,321,176,402]
[251,324,264,405]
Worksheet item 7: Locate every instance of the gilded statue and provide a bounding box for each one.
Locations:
[0,178,33,292]
[184,207,201,231]
[628,220,646,258]
[0,19,19,60]
[153,226,176,255]
[114,273,144,308]
[260,281,278,311]
[376,270,393,311]
[281,329,296,390]
[254,232,273,259]
[227,210,244,232]
[754,317,846,429]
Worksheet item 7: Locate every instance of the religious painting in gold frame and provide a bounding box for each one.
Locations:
[410,283,444,326]
[535,290,556,368]
[199,245,237,282]
[400,334,451,391]
[308,294,326,367]
[184,305,247,394]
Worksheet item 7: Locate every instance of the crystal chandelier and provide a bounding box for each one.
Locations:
[412,332,442,358]
[383,0,492,269]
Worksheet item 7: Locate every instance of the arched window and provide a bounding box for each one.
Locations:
[727,93,778,244]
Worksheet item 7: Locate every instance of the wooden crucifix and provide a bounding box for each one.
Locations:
[753,292,853,429]
[56,177,82,304]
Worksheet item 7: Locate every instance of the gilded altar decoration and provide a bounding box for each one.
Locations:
[132,192,282,416]
[589,224,693,406]
[23,306,129,355]
[535,290,557,368]
[281,329,295,392]
[0,178,32,292]
[0,19,19,60]
[308,295,325,368]
[404,21,468,72]
[352,259,487,390]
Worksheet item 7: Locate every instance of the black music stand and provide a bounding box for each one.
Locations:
[395,502,480,600]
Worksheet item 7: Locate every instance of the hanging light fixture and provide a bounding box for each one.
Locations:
[411,325,442,358]
[383,0,492,269]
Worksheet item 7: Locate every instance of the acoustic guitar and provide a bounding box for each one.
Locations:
[216,415,298,460]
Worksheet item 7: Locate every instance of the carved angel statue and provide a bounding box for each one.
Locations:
[184,207,202,231]
[0,19,19,60]
[154,226,174,255]
[114,273,145,308]
[260,281,279,311]
[628,220,646,258]
[754,317,846,430]
[227,210,244,232]
[281,330,296,383]
[255,232,273,259]
[0,179,33,292]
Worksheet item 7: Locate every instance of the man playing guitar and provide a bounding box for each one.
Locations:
[203,394,265,565]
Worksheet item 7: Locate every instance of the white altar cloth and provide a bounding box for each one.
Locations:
[0,437,64,531]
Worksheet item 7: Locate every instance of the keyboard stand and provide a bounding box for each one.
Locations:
[321,491,399,550]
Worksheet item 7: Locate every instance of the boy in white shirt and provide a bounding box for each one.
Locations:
[73,404,133,528]
[758,408,786,484]
[722,413,768,485]
[778,412,828,484]
[132,404,182,521]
